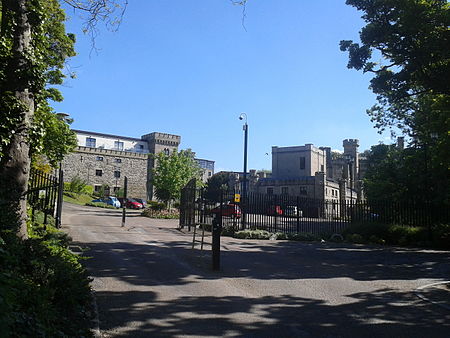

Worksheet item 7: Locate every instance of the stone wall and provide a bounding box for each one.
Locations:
[62,146,148,200]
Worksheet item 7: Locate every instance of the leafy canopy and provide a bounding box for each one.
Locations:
[340,0,449,136]
[151,150,202,204]
[0,0,77,165]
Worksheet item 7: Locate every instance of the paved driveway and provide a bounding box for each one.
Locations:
[62,203,450,337]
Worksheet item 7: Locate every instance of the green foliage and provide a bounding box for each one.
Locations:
[205,172,232,202]
[63,192,95,206]
[342,222,450,248]
[363,143,449,203]
[0,215,93,336]
[0,0,77,159]
[287,232,319,242]
[85,202,117,209]
[147,200,166,211]
[93,184,110,199]
[151,149,203,205]
[234,230,272,239]
[65,176,89,194]
[141,208,180,219]
[341,0,450,201]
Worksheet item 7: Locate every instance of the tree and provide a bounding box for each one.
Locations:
[0,0,126,238]
[341,0,449,204]
[204,171,232,202]
[151,149,202,207]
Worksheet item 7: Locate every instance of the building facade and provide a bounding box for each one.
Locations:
[254,139,362,202]
[195,158,215,183]
[63,129,181,200]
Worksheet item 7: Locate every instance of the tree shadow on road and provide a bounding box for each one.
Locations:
[94,288,450,337]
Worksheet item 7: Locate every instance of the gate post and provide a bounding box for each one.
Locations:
[121,176,128,227]
[212,190,223,271]
[56,169,64,228]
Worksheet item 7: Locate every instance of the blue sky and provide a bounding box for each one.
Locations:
[55,0,392,173]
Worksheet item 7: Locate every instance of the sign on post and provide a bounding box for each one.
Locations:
[234,193,241,203]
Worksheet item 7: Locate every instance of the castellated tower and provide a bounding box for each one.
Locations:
[141,132,181,200]
[343,139,359,185]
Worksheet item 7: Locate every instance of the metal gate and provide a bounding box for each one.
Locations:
[27,168,64,227]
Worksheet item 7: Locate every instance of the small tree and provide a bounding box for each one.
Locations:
[151,149,202,207]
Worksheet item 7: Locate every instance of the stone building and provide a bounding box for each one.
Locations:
[195,158,215,183]
[254,139,363,202]
[63,129,181,200]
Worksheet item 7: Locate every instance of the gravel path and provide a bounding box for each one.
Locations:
[62,203,450,337]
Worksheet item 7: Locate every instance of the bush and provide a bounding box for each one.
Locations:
[85,202,117,209]
[141,208,179,219]
[147,201,166,211]
[234,230,272,239]
[0,217,93,336]
[433,223,450,249]
[288,232,319,242]
[346,233,365,244]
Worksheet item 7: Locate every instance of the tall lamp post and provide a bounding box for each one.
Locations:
[346,155,354,222]
[239,113,248,229]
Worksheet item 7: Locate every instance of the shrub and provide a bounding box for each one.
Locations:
[141,208,179,219]
[147,201,166,211]
[85,202,117,209]
[433,223,450,249]
[0,217,93,336]
[234,230,272,239]
[346,233,365,244]
[288,232,319,242]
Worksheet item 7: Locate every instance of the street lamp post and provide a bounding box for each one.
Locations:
[239,113,248,230]
[346,155,354,222]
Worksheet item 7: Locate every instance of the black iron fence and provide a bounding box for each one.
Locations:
[27,168,64,226]
[179,187,449,236]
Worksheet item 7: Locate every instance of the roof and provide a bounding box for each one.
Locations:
[72,129,144,142]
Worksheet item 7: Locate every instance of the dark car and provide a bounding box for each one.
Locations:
[210,204,241,218]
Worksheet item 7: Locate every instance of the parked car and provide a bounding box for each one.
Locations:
[284,205,303,217]
[118,197,143,209]
[267,205,283,216]
[210,203,241,218]
[92,196,121,208]
[133,198,147,209]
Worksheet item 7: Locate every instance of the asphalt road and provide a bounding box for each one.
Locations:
[62,203,450,338]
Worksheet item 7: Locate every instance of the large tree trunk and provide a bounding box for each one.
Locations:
[0,0,34,239]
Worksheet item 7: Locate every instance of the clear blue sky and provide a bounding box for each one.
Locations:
[54,0,392,173]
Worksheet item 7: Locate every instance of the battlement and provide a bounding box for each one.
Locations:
[343,139,359,147]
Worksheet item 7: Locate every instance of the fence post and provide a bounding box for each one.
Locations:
[121,176,127,227]
[212,190,223,271]
[55,169,64,228]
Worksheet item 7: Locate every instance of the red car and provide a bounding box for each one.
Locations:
[267,205,283,216]
[118,198,143,209]
[210,204,242,218]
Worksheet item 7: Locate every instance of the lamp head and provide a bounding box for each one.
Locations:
[239,112,247,122]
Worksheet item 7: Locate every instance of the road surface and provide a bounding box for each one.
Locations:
[62,203,450,337]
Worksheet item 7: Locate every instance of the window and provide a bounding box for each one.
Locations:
[94,185,101,192]
[95,170,102,176]
[96,156,103,161]
[114,171,121,178]
[115,158,122,163]
[164,148,170,155]
[114,141,124,151]
[300,157,306,170]
[299,186,307,195]
[321,164,324,172]
[281,187,289,195]
[86,137,96,148]
[208,172,212,177]
[113,186,120,193]
[138,144,144,152]
[267,187,274,195]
